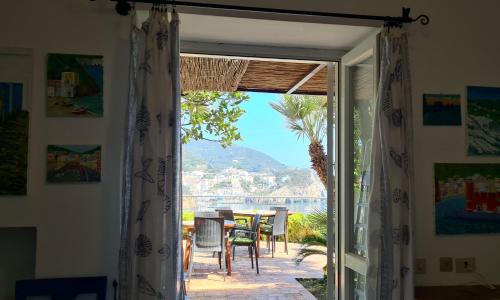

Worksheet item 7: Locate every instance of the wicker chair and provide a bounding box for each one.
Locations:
[260,209,288,257]
[230,214,262,274]
[262,207,288,255]
[187,216,227,281]
[215,209,248,230]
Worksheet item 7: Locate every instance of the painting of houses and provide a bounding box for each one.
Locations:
[0,82,29,195]
[423,94,461,126]
[467,86,500,155]
[435,163,500,235]
[46,53,103,117]
[47,145,102,183]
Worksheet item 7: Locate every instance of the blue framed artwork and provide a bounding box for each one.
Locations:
[0,82,29,195]
[467,86,500,156]
[46,53,103,117]
[435,163,500,235]
[423,94,461,126]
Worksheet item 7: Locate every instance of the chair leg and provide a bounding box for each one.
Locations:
[232,245,236,261]
[249,245,254,269]
[284,233,288,255]
[254,244,259,274]
[188,247,195,282]
[218,252,222,269]
[272,236,275,258]
[222,248,226,282]
[266,234,270,251]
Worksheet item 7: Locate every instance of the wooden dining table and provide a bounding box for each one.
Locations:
[233,210,293,258]
[183,220,235,275]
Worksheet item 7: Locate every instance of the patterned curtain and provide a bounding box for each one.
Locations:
[119,9,182,300]
[365,27,415,300]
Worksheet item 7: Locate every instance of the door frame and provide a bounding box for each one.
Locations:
[337,30,379,300]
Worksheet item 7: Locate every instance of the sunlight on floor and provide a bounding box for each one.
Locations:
[185,242,326,300]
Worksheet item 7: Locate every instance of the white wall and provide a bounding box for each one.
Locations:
[1,0,500,295]
[0,0,129,297]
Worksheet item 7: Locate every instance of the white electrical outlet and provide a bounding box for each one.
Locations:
[455,257,476,273]
[416,258,426,274]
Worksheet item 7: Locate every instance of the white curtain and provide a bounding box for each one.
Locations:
[365,27,415,300]
[119,9,182,300]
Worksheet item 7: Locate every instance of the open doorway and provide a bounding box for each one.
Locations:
[180,53,334,300]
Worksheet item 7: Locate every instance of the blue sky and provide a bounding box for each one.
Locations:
[234,92,311,169]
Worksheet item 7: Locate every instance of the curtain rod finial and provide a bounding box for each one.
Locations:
[116,0,132,16]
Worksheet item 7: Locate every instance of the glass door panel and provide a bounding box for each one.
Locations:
[338,31,378,300]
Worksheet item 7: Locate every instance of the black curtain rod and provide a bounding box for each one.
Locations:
[111,0,430,25]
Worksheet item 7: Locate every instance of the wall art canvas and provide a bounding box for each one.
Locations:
[423,94,461,126]
[47,145,101,183]
[435,163,500,235]
[46,53,103,117]
[467,86,500,155]
[0,82,29,195]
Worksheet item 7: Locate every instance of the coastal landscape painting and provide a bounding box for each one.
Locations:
[435,163,500,235]
[46,53,103,117]
[0,82,29,195]
[467,86,500,155]
[47,145,102,183]
[423,94,461,126]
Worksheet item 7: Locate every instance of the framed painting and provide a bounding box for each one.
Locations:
[423,94,461,126]
[435,163,500,235]
[46,53,103,117]
[0,82,29,195]
[47,145,102,183]
[467,86,500,155]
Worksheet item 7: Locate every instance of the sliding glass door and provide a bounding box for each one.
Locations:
[337,31,379,300]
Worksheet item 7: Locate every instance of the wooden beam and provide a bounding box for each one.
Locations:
[286,63,326,94]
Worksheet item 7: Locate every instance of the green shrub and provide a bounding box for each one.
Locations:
[182,211,194,221]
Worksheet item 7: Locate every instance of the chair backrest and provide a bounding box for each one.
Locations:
[215,209,235,221]
[194,217,224,249]
[195,211,219,218]
[250,214,262,233]
[272,209,288,235]
[268,207,287,224]
[270,206,287,211]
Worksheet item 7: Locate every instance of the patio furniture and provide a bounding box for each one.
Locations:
[262,207,288,250]
[187,217,227,281]
[260,209,289,257]
[264,206,287,225]
[183,220,235,275]
[215,209,248,230]
[230,214,262,274]
[233,210,293,258]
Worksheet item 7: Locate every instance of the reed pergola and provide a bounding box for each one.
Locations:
[180,55,329,95]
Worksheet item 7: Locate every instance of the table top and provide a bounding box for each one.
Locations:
[182,220,235,229]
[233,210,294,217]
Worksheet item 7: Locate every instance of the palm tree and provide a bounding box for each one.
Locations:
[270,95,328,187]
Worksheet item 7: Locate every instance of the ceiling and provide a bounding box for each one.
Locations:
[136,11,376,50]
[137,11,375,95]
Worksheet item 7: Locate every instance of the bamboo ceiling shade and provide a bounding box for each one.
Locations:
[180,56,331,95]
[181,56,249,92]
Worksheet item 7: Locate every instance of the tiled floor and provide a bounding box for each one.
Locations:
[185,241,326,300]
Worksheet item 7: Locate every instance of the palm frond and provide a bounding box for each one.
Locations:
[300,234,327,247]
[270,95,327,144]
[295,248,328,265]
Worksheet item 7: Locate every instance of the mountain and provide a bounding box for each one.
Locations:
[183,140,287,173]
[182,140,326,198]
